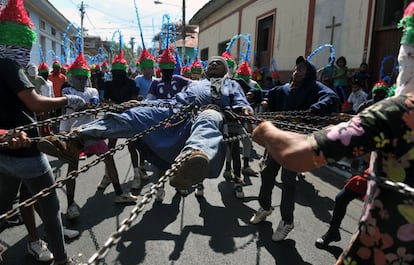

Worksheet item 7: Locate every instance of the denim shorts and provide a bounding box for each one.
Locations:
[0,153,51,179]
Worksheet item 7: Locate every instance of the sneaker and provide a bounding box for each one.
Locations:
[67,202,80,220]
[223,170,233,181]
[315,229,341,248]
[115,192,138,204]
[131,176,141,190]
[234,183,244,199]
[27,239,53,262]
[37,135,82,166]
[250,207,272,224]
[195,183,204,197]
[79,151,87,160]
[170,149,209,189]
[242,166,257,176]
[97,175,111,190]
[139,166,149,180]
[155,187,165,202]
[272,220,294,241]
[63,227,80,240]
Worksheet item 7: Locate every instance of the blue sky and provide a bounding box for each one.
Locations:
[48,0,210,49]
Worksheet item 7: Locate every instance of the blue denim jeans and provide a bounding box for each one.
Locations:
[77,107,226,178]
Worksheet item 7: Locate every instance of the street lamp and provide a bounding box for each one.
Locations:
[154,0,186,63]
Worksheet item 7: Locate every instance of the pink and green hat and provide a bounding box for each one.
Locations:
[221,51,236,70]
[67,52,91,77]
[52,58,62,68]
[0,0,37,48]
[399,2,414,44]
[111,50,129,72]
[190,58,203,74]
[372,79,389,95]
[136,48,155,69]
[158,48,176,69]
[38,61,49,74]
[181,65,191,78]
[101,60,108,70]
[235,61,252,82]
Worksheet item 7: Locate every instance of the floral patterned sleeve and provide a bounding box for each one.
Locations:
[312,94,414,164]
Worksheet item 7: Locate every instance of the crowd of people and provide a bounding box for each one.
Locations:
[1,0,414,264]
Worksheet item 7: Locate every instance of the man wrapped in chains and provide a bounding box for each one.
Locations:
[38,56,254,190]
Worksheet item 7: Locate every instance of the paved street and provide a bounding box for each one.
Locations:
[0,142,363,265]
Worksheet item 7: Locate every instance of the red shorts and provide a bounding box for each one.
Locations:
[83,140,109,155]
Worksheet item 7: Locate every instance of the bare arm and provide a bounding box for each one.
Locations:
[252,121,326,172]
[17,88,67,113]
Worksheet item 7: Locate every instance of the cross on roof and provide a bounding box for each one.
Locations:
[325,16,342,44]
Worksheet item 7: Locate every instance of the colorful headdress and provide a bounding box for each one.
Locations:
[136,48,154,69]
[158,48,176,69]
[0,0,37,48]
[398,2,414,44]
[372,80,389,94]
[235,61,252,82]
[52,58,62,68]
[221,51,236,70]
[112,50,128,72]
[101,61,108,70]
[190,58,203,74]
[38,61,49,74]
[181,65,191,78]
[111,50,129,72]
[67,52,91,77]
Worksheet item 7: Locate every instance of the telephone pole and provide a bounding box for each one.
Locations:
[79,1,85,54]
[130,37,135,58]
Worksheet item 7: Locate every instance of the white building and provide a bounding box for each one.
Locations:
[22,0,77,67]
[190,0,408,85]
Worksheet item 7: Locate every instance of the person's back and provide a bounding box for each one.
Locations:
[104,69,137,104]
[147,69,191,100]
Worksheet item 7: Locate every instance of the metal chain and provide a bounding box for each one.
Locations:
[0,103,195,221]
[86,149,195,265]
[0,101,189,147]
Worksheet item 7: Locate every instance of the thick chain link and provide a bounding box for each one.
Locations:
[87,149,195,265]
[2,105,413,264]
[0,103,195,222]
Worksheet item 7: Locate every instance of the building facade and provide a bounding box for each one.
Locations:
[22,0,77,67]
[190,0,408,85]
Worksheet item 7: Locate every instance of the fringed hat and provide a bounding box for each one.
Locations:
[158,48,176,69]
[221,51,236,70]
[111,50,129,72]
[0,0,37,48]
[52,58,62,69]
[136,48,154,69]
[67,52,91,77]
[235,61,252,82]
[181,65,191,78]
[372,79,389,95]
[101,60,108,70]
[155,67,161,78]
[38,61,49,74]
[190,58,203,74]
[271,70,281,84]
[399,2,414,44]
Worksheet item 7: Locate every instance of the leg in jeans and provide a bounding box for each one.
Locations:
[280,168,298,224]
[258,156,281,211]
[330,188,361,231]
[76,107,173,143]
[184,109,223,160]
[23,171,67,263]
